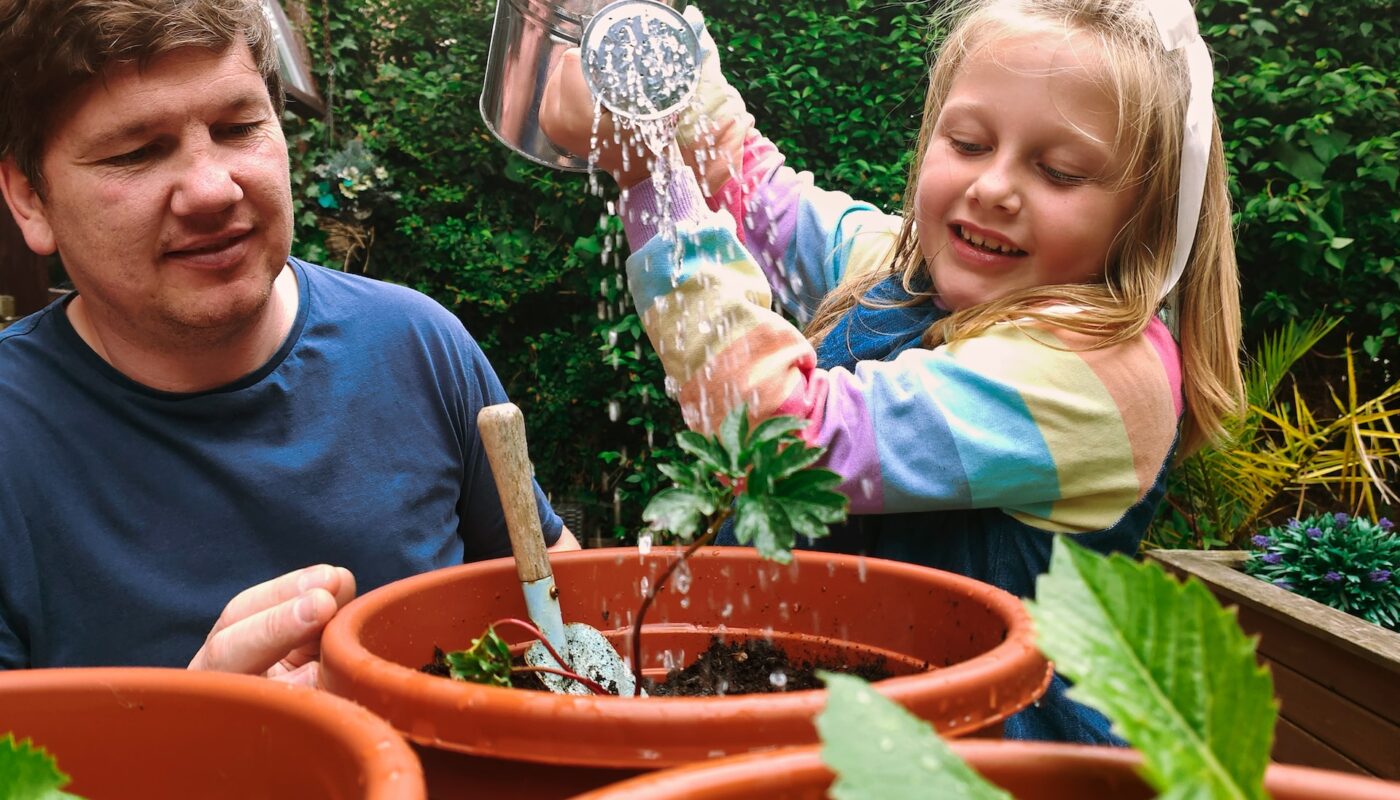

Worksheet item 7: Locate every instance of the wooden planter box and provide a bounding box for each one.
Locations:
[1148,550,1400,780]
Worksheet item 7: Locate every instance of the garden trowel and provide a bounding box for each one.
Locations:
[477,403,637,696]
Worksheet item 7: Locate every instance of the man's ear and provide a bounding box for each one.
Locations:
[0,158,56,256]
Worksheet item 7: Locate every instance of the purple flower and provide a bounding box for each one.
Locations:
[1251,534,1272,548]
[1261,552,1283,565]
[1381,518,1394,532]
[1306,527,1323,540]
[1272,579,1295,590]
[1370,569,1392,583]
[1323,571,1343,583]
[1287,518,1301,529]
[1334,512,1350,525]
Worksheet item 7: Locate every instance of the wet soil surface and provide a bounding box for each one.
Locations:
[648,636,893,697]
[422,636,892,697]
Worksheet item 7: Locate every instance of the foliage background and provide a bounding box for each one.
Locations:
[281,0,1398,543]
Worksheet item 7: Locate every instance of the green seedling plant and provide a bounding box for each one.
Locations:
[0,733,83,800]
[444,405,848,696]
[441,618,610,695]
[818,536,1279,800]
[629,405,848,694]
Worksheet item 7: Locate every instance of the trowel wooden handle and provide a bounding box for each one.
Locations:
[477,403,552,583]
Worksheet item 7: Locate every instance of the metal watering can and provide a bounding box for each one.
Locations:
[480,0,700,171]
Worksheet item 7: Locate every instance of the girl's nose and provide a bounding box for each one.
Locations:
[170,148,244,216]
[966,159,1021,215]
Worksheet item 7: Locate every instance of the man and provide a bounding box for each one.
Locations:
[0,0,577,685]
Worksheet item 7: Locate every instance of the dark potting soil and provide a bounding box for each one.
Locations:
[648,636,892,697]
[422,637,892,697]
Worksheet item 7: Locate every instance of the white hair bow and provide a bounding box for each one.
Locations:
[1145,0,1214,303]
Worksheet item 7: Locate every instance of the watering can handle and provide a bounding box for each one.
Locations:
[478,403,553,584]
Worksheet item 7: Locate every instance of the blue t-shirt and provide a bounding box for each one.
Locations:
[0,258,561,669]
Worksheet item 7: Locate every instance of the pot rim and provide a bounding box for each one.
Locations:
[569,741,1400,800]
[0,667,425,799]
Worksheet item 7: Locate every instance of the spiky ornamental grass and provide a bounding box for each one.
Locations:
[1245,513,1400,631]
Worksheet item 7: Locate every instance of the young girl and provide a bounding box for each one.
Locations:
[542,0,1243,743]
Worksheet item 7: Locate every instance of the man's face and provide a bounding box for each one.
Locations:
[4,42,292,343]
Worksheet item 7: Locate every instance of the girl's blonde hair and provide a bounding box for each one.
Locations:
[805,0,1243,456]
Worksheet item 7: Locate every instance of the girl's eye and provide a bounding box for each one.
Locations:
[1042,164,1088,185]
[949,138,989,154]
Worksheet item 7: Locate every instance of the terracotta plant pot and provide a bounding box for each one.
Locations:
[0,667,425,799]
[319,547,1050,798]
[573,741,1400,799]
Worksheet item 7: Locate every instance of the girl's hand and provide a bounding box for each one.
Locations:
[675,6,754,199]
[539,49,655,189]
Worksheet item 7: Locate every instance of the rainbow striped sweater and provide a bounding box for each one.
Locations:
[621,134,1182,537]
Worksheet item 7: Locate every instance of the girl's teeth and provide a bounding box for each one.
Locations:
[959,227,1017,254]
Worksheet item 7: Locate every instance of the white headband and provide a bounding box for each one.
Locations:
[1146,0,1214,303]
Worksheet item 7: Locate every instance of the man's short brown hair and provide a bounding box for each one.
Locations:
[0,0,284,191]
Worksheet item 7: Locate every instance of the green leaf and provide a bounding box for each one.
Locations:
[1026,538,1276,800]
[0,734,84,800]
[816,673,1010,800]
[746,416,808,449]
[716,406,748,471]
[732,494,785,561]
[675,431,729,475]
[641,487,716,541]
[445,627,514,688]
[752,438,825,484]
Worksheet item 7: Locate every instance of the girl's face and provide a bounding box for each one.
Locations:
[915,32,1140,311]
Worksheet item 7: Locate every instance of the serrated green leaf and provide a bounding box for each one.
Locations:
[642,487,716,541]
[747,415,808,448]
[445,627,513,688]
[0,733,84,800]
[733,494,789,562]
[817,673,1010,800]
[753,439,825,485]
[675,431,729,475]
[1026,538,1276,800]
[717,407,747,471]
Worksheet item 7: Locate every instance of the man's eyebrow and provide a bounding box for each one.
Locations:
[77,93,270,156]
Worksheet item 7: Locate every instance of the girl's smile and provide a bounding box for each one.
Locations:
[916,32,1141,311]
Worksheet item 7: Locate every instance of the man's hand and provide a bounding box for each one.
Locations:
[188,564,356,688]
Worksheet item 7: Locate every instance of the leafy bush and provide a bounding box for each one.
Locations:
[1244,513,1400,630]
[1150,317,1400,550]
[1200,0,1400,362]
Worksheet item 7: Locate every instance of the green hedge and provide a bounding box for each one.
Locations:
[285,0,1398,541]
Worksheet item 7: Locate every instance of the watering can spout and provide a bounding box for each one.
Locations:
[479,0,699,171]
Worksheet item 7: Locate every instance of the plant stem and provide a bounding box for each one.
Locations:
[513,665,612,696]
[629,510,732,696]
[491,618,572,672]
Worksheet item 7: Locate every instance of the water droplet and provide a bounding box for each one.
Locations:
[608,400,620,422]
[638,532,653,555]
[879,737,894,752]
[857,556,868,583]
[719,602,733,618]
[769,670,787,689]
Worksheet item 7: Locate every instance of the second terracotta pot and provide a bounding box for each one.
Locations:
[319,547,1051,798]
[0,667,425,799]
[571,741,1400,799]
